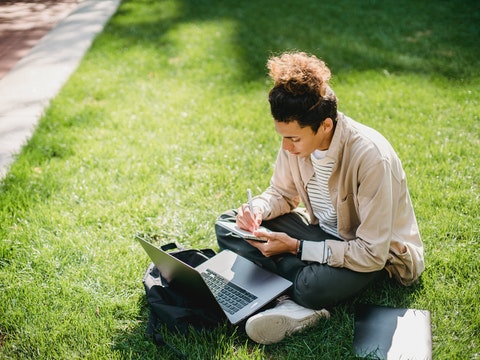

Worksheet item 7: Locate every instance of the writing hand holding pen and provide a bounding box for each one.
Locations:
[236,189,262,233]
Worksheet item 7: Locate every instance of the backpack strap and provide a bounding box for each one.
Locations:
[152,331,188,359]
[146,304,188,359]
[161,242,184,252]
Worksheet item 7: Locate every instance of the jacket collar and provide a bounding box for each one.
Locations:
[326,112,348,169]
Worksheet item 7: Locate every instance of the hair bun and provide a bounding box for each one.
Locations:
[267,52,331,97]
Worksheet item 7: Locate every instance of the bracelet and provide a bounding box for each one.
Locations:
[296,240,303,259]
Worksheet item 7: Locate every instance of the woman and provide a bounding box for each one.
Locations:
[215,51,424,344]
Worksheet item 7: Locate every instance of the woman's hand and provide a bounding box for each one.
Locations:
[247,230,298,257]
[236,204,262,233]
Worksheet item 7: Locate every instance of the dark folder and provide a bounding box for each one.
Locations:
[353,304,432,360]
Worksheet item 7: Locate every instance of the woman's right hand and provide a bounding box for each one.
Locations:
[236,204,263,233]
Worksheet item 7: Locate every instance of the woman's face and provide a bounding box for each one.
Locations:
[274,119,334,157]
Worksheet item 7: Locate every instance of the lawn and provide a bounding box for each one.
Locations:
[1,0,479,358]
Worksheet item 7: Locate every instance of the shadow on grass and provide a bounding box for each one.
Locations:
[352,272,426,308]
[107,0,479,82]
[111,298,248,359]
[110,274,425,359]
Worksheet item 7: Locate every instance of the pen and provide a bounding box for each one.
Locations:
[247,188,254,214]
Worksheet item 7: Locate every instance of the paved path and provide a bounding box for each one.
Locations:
[0,0,80,80]
[0,0,120,179]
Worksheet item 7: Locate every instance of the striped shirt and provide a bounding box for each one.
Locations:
[307,150,339,238]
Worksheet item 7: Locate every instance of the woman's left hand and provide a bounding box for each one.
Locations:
[247,230,298,257]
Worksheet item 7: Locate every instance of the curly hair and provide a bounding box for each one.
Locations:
[267,52,337,133]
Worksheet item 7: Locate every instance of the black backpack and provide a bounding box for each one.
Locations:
[143,242,226,358]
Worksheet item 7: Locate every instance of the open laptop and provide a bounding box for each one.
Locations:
[137,235,292,325]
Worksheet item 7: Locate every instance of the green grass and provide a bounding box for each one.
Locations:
[1,0,479,358]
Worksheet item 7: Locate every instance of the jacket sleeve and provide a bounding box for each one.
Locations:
[326,157,394,272]
[252,149,302,220]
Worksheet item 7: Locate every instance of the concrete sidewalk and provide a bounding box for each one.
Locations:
[0,0,120,179]
[0,0,80,80]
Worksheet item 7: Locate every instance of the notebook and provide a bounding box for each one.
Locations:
[137,235,292,324]
[215,220,270,242]
[353,304,432,360]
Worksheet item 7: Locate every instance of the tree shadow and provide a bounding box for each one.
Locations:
[111,294,248,359]
[111,273,425,359]
[105,0,479,83]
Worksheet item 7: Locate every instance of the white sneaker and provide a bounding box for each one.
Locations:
[245,298,330,344]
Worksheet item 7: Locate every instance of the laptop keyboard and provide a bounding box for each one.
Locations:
[201,269,257,315]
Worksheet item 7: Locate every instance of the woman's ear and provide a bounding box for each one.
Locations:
[323,118,334,133]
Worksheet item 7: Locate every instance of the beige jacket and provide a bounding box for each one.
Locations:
[254,113,425,285]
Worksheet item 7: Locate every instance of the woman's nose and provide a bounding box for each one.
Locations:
[282,138,293,152]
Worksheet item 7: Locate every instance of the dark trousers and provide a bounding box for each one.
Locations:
[215,209,385,310]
